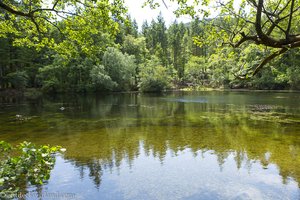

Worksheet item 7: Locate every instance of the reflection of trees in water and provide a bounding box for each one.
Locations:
[1,93,300,190]
[59,98,300,189]
[87,160,103,188]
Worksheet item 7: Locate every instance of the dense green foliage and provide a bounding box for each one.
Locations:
[0,0,300,92]
[0,141,64,198]
[139,56,173,92]
[146,0,300,79]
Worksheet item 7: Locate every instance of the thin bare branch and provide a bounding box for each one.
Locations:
[263,5,286,34]
[162,0,168,9]
[217,1,255,25]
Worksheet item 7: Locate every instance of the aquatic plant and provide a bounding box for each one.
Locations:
[0,141,65,199]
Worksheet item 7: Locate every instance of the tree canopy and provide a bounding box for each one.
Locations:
[145,0,300,78]
[0,0,127,48]
[0,0,300,92]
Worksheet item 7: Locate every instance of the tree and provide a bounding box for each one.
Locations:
[184,56,208,86]
[0,0,127,47]
[155,12,169,67]
[141,13,169,66]
[0,1,129,91]
[123,16,139,37]
[102,47,136,91]
[145,0,300,78]
[141,20,151,49]
[139,56,172,92]
[115,17,139,44]
[122,35,148,88]
[168,21,187,79]
[122,35,147,64]
[0,37,42,89]
[190,17,206,57]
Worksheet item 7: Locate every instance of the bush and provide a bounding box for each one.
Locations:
[5,71,28,90]
[90,64,116,91]
[139,56,172,92]
[0,141,64,198]
[38,58,69,93]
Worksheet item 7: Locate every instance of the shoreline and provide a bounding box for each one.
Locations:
[1,87,300,98]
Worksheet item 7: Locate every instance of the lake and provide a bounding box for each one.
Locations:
[0,91,300,200]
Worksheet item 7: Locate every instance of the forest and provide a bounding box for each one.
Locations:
[0,0,300,93]
[1,1,300,198]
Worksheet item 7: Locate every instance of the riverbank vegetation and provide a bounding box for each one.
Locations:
[1,0,300,93]
[0,141,64,197]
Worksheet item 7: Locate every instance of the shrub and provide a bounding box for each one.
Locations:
[139,56,172,92]
[0,141,64,198]
[5,71,28,90]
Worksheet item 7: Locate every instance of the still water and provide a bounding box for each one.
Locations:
[0,91,300,200]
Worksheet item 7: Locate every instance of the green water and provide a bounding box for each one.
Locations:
[0,91,300,199]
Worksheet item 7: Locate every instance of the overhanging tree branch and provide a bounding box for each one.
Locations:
[0,1,30,17]
[0,0,78,33]
[216,0,300,78]
[147,0,300,77]
[252,47,288,76]
[234,47,288,79]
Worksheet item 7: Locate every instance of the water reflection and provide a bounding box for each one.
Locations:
[0,91,300,199]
